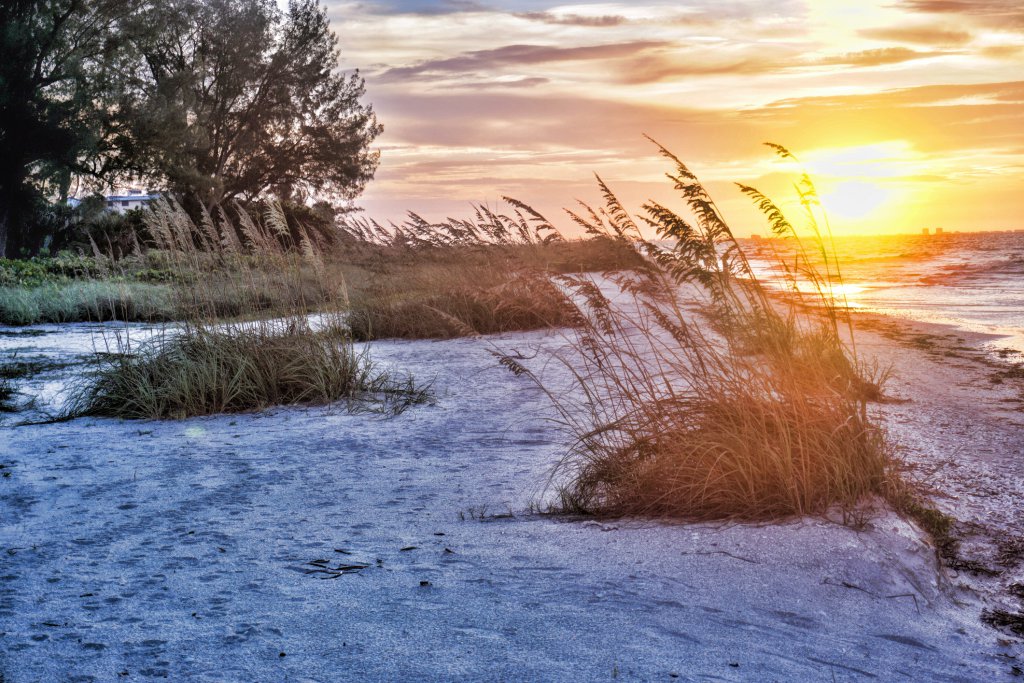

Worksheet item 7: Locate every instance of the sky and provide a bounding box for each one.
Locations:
[321,0,1024,236]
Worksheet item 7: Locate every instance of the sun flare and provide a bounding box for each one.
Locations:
[821,180,892,221]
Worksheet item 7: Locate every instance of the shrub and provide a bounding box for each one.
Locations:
[336,205,636,340]
[0,253,108,286]
[347,265,574,340]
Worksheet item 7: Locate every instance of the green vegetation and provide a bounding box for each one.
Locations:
[0,280,175,325]
[61,199,427,419]
[0,253,112,286]
[55,193,640,419]
[0,195,634,329]
[0,251,181,325]
[1,0,378,258]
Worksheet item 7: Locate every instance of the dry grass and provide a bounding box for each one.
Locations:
[65,199,429,419]
[337,205,636,340]
[57,194,633,418]
[65,321,428,420]
[495,141,893,520]
[0,378,16,412]
[346,260,574,340]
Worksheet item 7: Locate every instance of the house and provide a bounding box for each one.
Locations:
[67,188,159,214]
[103,188,158,214]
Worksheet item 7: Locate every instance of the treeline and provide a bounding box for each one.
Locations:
[0,0,381,258]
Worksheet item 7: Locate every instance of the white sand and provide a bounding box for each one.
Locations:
[0,320,1020,681]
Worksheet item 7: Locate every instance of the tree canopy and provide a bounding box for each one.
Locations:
[127,0,381,206]
[0,0,135,257]
[0,0,381,257]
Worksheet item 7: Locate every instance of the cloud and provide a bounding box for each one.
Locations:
[760,80,1024,110]
[514,11,628,27]
[896,0,1024,27]
[814,47,947,67]
[982,45,1024,59]
[448,76,550,89]
[380,41,671,81]
[858,25,971,46]
[612,56,779,84]
[353,0,489,15]
[609,46,946,86]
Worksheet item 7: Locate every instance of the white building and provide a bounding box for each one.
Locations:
[103,188,158,214]
[67,188,158,214]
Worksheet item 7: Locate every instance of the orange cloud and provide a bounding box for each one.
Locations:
[327,1,1024,234]
[813,47,949,67]
[859,25,971,46]
[897,0,1024,27]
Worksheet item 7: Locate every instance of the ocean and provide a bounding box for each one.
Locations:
[744,230,1024,355]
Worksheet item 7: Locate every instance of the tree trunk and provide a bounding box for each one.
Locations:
[0,169,33,259]
[0,197,10,260]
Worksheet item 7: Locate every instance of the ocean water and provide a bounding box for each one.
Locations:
[744,230,1024,355]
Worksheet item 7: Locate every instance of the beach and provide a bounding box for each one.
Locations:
[1,308,1022,681]
[3,0,1023,678]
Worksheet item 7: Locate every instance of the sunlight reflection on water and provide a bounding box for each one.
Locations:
[744,230,1024,354]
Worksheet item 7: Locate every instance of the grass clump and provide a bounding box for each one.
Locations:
[65,199,430,420]
[497,141,892,520]
[347,265,574,340]
[562,381,887,518]
[0,378,16,412]
[65,322,427,420]
[338,205,631,340]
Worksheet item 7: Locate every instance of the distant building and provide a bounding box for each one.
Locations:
[921,228,929,235]
[67,188,158,214]
[934,227,943,235]
[103,189,158,214]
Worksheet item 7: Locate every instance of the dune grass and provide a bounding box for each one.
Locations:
[0,378,16,412]
[53,194,639,419]
[493,142,893,520]
[346,260,575,340]
[65,321,428,419]
[337,205,634,340]
[1,197,636,331]
[64,200,431,420]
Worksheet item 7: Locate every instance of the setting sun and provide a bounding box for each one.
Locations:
[821,180,892,221]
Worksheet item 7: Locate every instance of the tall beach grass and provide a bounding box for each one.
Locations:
[64,199,429,419]
[495,142,893,520]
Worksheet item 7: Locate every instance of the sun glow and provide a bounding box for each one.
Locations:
[820,180,892,221]
[794,142,919,231]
